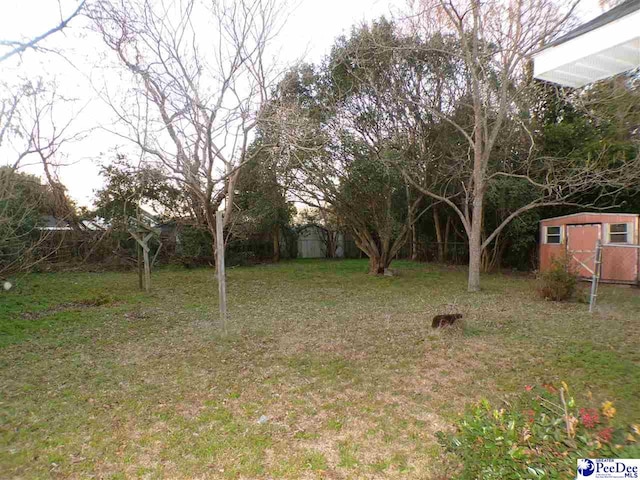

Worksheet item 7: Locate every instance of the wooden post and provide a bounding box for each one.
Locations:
[143,233,152,293]
[137,207,143,290]
[589,239,602,313]
[215,210,227,334]
[129,216,159,293]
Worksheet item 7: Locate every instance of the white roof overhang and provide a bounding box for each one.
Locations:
[533,5,640,87]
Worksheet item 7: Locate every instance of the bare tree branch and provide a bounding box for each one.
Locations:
[0,0,87,63]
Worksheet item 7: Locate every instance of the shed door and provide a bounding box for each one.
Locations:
[566,224,601,277]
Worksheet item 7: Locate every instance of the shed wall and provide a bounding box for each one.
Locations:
[539,213,639,284]
[297,226,345,259]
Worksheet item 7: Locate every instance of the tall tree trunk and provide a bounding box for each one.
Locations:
[468,193,484,292]
[352,225,403,275]
[482,235,504,273]
[352,227,383,275]
[410,223,418,261]
[443,216,451,262]
[481,245,489,273]
[272,223,281,262]
[326,231,336,258]
[368,255,385,275]
[467,17,487,293]
[368,250,391,275]
[480,228,489,272]
[406,185,417,261]
[433,205,444,262]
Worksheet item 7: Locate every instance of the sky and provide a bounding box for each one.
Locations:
[1,0,604,208]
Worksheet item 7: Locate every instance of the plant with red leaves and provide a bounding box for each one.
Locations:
[438,382,639,479]
[579,408,600,429]
[598,427,614,443]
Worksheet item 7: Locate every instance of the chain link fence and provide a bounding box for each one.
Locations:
[600,243,640,283]
[392,241,469,264]
[23,227,477,270]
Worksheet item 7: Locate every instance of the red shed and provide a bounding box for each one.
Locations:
[539,212,640,284]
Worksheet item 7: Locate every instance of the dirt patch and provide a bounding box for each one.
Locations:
[20,296,114,320]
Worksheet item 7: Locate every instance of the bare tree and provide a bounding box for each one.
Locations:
[0,80,81,276]
[0,0,87,63]
[15,81,87,229]
[400,0,640,291]
[91,0,285,257]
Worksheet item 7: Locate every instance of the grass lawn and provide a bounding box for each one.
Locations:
[1,259,640,479]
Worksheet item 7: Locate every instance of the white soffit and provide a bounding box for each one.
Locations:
[533,4,640,87]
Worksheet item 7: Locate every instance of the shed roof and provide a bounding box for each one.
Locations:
[39,215,72,231]
[540,212,639,222]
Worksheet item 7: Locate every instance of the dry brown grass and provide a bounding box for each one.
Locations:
[1,260,639,478]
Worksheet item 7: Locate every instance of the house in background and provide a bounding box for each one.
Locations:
[533,0,640,88]
[38,215,105,231]
[39,215,74,231]
[539,212,640,284]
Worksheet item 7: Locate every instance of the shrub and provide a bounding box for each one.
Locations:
[537,255,578,301]
[178,225,213,258]
[437,384,640,479]
[226,249,257,267]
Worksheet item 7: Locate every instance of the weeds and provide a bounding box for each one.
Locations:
[1,260,639,478]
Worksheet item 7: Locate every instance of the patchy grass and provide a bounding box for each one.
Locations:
[1,259,639,478]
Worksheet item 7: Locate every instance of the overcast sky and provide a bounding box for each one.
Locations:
[1,0,603,208]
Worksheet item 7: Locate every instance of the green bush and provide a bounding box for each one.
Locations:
[537,255,578,301]
[178,225,213,258]
[437,384,640,479]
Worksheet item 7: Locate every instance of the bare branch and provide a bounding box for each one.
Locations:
[0,0,87,63]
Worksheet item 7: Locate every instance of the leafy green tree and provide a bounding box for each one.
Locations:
[92,156,189,265]
[478,73,640,271]
[94,156,186,228]
[264,20,443,274]
[399,0,636,290]
[232,148,294,262]
[0,167,54,275]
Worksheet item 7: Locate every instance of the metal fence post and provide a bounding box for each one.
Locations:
[589,239,602,313]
